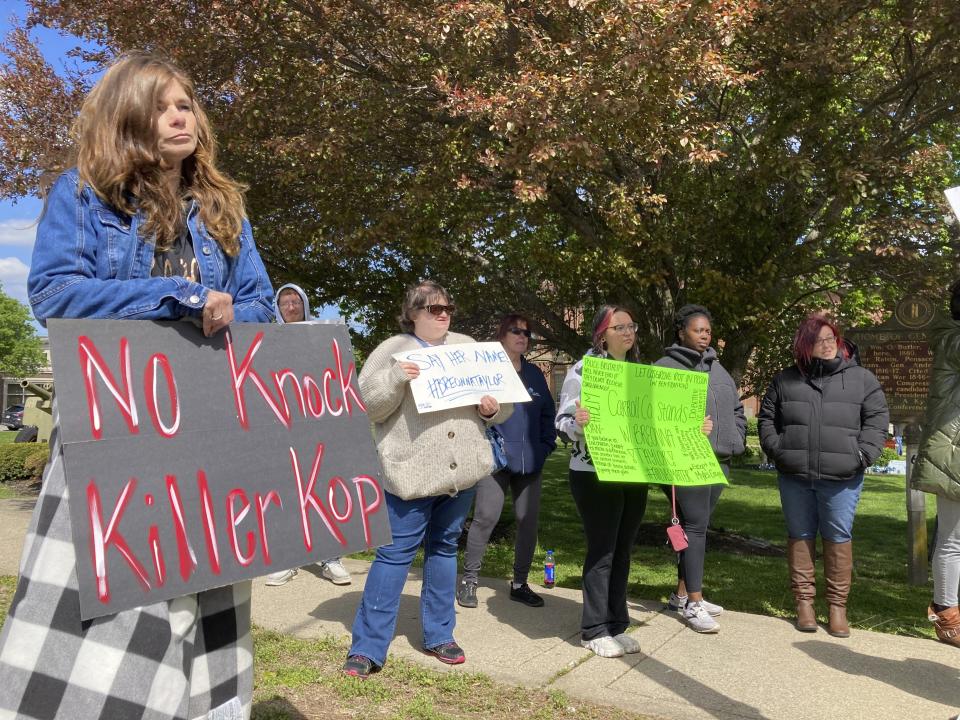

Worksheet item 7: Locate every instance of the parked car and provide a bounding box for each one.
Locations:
[2,405,24,430]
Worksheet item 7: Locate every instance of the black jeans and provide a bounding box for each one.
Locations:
[463,470,543,585]
[569,469,648,641]
[663,461,728,594]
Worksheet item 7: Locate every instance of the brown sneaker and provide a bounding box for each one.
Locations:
[929,605,960,647]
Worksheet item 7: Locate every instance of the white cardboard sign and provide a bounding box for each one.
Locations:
[392,341,532,412]
[945,186,960,221]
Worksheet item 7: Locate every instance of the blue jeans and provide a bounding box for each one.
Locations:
[778,473,864,543]
[349,488,476,666]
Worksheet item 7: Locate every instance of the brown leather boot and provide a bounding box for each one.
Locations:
[787,539,818,632]
[823,540,852,638]
[928,605,960,648]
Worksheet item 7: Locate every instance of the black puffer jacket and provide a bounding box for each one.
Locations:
[655,344,746,460]
[758,346,889,482]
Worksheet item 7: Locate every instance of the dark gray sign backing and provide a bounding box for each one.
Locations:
[47,319,391,620]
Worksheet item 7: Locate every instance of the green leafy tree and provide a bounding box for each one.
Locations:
[0,286,45,378]
[3,1,960,393]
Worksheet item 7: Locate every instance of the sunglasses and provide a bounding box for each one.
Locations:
[507,327,532,338]
[421,304,456,317]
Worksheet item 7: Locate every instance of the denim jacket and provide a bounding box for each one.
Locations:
[28,168,275,325]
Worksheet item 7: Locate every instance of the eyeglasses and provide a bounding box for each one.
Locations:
[814,335,837,347]
[507,327,532,338]
[609,322,639,335]
[420,304,456,317]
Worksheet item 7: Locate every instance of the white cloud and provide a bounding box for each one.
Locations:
[0,219,37,249]
[0,257,31,305]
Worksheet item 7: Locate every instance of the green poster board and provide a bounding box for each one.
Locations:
[581,356,727,485]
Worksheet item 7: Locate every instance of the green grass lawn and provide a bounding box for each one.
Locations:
[470,453,938,639]
[0,432,17,444]
[0,576,14,628]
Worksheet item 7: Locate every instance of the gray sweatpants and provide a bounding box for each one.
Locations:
[934,495,960,607]
[463,470,542,585]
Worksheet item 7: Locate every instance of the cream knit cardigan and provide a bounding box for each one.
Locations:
[359,332,513,500]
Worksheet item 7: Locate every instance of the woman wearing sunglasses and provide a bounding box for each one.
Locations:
[555,305,649,657]
[458,313,557,609]
[758,314,888,637]
[654,305,745,633]
[344,280,512,679]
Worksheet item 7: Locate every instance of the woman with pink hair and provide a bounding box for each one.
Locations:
[758,315,888,637]
[555,305,649,658]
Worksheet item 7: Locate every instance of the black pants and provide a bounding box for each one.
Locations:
[663,461,728,594]
[569,469,648,641]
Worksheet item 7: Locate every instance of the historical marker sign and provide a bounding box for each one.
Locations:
[847,295,938,585]
[48,319,392,620]
[846,297,935,422]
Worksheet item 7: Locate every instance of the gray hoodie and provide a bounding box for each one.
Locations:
[654,344,746,460]
[273,283,311,324]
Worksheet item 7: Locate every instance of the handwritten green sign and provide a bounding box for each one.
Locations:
[581,356,727,485]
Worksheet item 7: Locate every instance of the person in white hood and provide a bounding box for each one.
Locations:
[265,282,353,587]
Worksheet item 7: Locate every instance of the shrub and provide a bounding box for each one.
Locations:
[874,446,900,469]
[746,417,759,437]
[23,449,49,481]
[0,443,50,484]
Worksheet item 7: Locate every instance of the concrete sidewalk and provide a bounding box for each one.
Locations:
[1,498,957,720]
[254,559,959,720]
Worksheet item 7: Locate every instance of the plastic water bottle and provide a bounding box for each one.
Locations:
[544,549,555,588]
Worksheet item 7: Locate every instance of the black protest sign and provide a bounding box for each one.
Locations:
[47,319,391,620]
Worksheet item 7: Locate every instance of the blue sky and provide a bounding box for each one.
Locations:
[0,3,91,324]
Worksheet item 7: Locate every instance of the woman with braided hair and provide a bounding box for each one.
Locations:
[655,304,746,633]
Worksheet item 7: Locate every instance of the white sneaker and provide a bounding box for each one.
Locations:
[668,592,723,616]
[581,635,625,658]
[265,568,297,586]
[320,559,351,585]
[613,632,641,654]
[684,601,720,633]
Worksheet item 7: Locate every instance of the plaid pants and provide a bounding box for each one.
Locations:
[0,418,253,720]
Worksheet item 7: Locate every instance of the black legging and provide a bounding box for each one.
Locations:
[569,469,648,640]
[663,461,729,594]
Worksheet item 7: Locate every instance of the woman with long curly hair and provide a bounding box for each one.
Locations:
[0,53,274,720]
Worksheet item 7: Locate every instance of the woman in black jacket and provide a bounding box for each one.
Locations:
[655,305,746,633]
[758,315,888,638]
